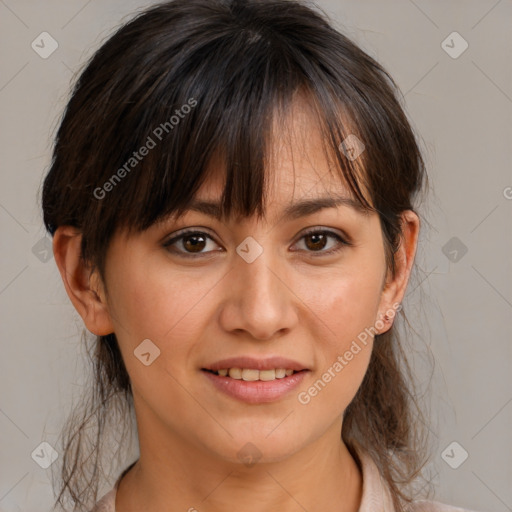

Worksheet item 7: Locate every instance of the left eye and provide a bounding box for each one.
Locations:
[294,229,350,255]
[163,228,350,258]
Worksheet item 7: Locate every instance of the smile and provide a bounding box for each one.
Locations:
[201,368,309,404]
[206,368,296,381]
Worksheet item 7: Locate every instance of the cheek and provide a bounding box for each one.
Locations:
[300,259,384,346]
[292,259,383,411]
[105,261,221,417]
[106,259,219,362]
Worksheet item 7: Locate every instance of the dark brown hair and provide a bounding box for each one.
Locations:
[41,1,432,510]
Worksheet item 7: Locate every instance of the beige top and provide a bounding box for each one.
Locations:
[91,445,479,512]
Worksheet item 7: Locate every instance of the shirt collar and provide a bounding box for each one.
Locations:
[350,441,396,512]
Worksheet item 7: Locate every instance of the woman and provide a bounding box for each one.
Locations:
[41,0,479,511]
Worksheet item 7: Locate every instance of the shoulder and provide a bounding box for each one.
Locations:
[90,487,116,512]
[409,499,483,512]
[350,441,483,512]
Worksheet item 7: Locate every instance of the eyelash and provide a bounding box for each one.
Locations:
[162,228,351,259]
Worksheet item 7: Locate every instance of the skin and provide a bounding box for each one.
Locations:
[53,97,419,512]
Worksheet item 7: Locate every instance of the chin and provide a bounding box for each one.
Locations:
[200,427,310,467]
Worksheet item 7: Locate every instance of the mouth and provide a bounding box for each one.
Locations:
[202,367,303,381]
[201,358,309,404]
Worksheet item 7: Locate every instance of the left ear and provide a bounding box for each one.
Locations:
[375,210,420,334]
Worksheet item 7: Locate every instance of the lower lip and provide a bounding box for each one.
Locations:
[202,370,309,404]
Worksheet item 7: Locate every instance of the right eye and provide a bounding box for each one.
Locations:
[162,229,223,258]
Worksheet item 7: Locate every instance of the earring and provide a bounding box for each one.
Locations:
[376,312,390,335]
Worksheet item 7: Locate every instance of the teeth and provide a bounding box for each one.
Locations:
[216,368,297,381]
[259,369,276,381]
[228,368,242,379]
[242,369,259,381]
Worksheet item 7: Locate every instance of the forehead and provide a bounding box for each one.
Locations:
[193,95,370,216]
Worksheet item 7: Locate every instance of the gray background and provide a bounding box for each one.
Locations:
[0,1,511,511]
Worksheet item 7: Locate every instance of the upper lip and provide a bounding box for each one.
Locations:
[203,356,309,372]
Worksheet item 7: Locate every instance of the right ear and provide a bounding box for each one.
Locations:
[52,226,115,336]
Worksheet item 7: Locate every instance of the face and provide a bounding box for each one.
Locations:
[79,100,411,468]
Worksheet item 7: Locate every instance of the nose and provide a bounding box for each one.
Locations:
[218,249,298,341]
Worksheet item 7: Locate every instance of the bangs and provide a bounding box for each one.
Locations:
[44,0,419,273]
[78,5,375,239]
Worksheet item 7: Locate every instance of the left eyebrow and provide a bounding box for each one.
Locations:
[183,194,373,221]
[280,195,372,220]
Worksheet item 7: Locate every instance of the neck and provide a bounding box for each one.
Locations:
[116,407,362,512]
